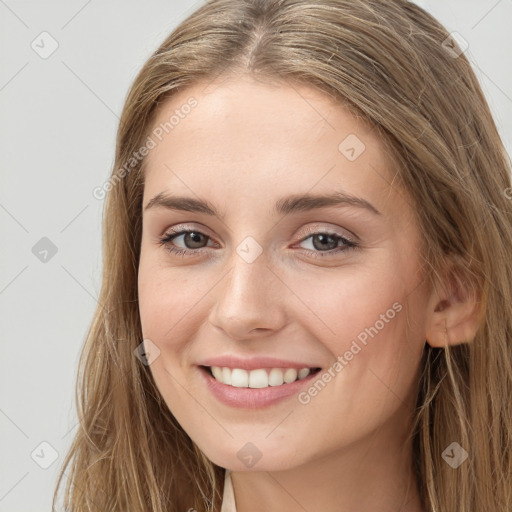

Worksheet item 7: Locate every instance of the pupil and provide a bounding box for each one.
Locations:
[313,234,337,251]
[185,232,205,248]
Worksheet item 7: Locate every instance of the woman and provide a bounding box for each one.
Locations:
[53,1,512,511]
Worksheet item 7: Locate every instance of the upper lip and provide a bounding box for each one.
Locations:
[197,355,322,371]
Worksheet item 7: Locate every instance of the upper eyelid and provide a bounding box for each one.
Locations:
[299,224,357,242]
[162,225,216,243]
[163,221,356,238]
[162,226,355,246]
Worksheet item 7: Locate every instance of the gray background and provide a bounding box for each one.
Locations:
[1,1,511,510]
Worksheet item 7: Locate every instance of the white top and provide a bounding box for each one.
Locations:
[220,469,237,512]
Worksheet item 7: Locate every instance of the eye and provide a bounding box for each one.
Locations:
[295,231,357,258]
[157,227,358,259]
[158,229,215,257]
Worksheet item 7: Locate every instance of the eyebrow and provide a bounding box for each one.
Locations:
[143,191,381,217]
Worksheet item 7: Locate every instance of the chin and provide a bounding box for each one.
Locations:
[201,443,304,472]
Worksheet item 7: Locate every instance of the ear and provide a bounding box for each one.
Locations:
[425,256,483,348]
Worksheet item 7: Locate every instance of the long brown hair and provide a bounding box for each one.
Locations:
[53,1,512,510]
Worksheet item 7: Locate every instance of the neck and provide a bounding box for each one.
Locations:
[229,413,426,512]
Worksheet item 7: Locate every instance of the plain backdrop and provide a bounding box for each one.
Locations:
[1,1,511,510]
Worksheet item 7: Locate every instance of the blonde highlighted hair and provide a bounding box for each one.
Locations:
[53,1,512,510]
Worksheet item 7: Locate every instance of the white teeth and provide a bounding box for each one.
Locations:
[222,367,231,385]
[231,368,248,387]
[248,369,268,388]
[283,368,297,383]
[211,366,223,381]
[298,368,310,379]
[209,366,314,388]
[268,368,284,386]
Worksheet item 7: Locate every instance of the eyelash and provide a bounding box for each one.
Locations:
[157,228,358,259]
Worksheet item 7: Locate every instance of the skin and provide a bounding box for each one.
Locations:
[137,73,479,512]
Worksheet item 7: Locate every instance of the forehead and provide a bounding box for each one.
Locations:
[142,75,401,217]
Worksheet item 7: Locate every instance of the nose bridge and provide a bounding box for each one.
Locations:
[208,239,287,337]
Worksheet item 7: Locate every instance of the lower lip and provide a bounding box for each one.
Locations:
[198,366,321,409]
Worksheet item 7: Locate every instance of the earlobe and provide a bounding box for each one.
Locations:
[425,265,482,348]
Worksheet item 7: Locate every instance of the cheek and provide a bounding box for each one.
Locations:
[289,255,425,408]
[137,260,201,412]
[290,257,408,351]
[137,256,204,342]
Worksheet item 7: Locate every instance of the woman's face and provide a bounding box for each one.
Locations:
[138,74,431,471]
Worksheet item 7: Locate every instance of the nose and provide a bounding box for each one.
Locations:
[207,248,288,340]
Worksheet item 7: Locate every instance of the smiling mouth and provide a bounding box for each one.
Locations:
[200,365,322,388]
